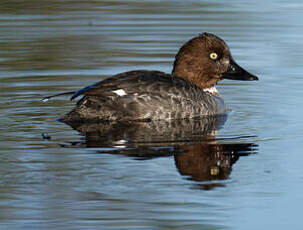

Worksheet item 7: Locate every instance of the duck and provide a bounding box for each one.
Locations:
[43,32,258,123]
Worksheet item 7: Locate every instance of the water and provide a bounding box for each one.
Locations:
[1,0,303,229]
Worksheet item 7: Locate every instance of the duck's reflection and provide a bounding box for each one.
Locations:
[64,115,227,147]
[62,115,257,189]
[175,142,256,190]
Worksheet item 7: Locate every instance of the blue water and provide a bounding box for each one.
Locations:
[1,1,303,229]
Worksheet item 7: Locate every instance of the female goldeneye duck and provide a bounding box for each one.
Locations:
[43,33,258,122]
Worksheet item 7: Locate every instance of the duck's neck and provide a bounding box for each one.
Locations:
[172,68,220,91]
[203,86,220,97]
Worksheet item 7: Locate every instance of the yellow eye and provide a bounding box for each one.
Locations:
[209,52,218,60]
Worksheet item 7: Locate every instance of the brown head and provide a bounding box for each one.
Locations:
[172,33,258,89]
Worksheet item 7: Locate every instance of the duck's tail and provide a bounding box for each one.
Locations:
[42,83,98,102]
[41,91,75,102]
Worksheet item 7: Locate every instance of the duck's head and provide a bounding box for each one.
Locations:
[172,33,258,90]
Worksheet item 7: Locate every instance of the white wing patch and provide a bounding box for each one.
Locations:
[113,89,127,96]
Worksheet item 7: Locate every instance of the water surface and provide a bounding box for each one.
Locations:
[1,1,303,229]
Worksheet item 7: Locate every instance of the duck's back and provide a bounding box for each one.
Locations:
[62,70,226,122]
